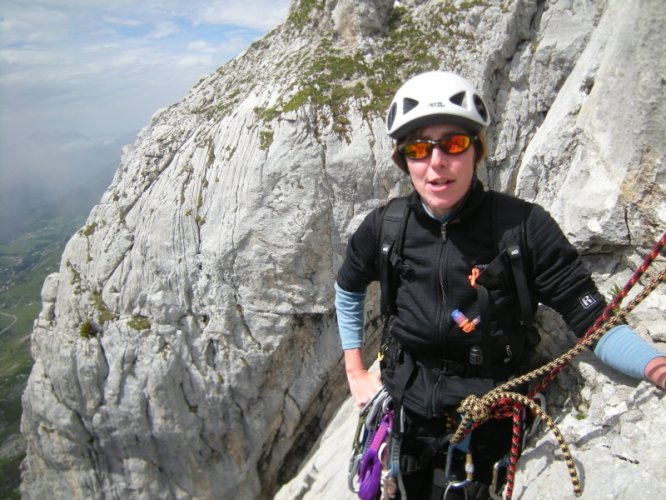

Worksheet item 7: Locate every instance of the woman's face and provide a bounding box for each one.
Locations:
[404,123,476,218]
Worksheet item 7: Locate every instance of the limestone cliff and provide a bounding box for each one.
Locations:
[21,1,665,499]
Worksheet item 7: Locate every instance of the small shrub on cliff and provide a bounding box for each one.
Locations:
[91,293,116,325]
[79,320,97,338]
[259,130,274,150]
[128,315,150,331]
[80,222,98,237]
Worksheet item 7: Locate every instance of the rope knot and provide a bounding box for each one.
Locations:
[458,395,491,422]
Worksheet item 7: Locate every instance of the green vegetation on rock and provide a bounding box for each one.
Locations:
[252,3,475,140]
[128,315,150,331]
[81,222,98,237]
[79,319,98,338]
[286,0,325,30]
[91,292,116,325]
[259,130,274,150]
[190,2,480,142]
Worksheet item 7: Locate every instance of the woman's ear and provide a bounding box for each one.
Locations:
[392,146,409,174]
[473,133,488,169]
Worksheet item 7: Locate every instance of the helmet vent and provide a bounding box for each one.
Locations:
[387,102,397,130]
[449,91,466,107]
[402,97,419,115]
[473,94,488,121]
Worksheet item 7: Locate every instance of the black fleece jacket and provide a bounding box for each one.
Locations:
[337,181,606,367]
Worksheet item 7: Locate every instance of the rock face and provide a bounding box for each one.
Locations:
[21,1,665,499]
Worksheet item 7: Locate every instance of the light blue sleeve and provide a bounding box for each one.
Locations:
[334,282,366,350]
[593,324,665,380]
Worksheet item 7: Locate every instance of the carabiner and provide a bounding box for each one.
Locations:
[364,388,389,430]
[523,392,546,446]
[352,414,367,452]
[348,453,362,493]
[444,483,470,500]
[489,455,509,500]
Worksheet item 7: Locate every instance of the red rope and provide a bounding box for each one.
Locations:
[504,404,523,499]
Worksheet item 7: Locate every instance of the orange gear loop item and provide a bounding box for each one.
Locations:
[451,309,480,333]
[468,267,481,288]
[461,321,477,334]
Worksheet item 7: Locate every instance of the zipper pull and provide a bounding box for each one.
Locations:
[441,223,448,242]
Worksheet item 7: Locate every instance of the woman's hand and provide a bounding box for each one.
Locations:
[344,349,383,408]
[645,356,666,390]
[347,367,382,408]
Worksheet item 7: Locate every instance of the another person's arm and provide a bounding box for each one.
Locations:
[593,324,666,389]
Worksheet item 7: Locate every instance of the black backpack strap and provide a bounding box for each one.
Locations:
[492,192,533,327]
[378,197,411,316]
[476,280,493,375]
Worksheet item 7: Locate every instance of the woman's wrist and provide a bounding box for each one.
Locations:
[343,348,366,376]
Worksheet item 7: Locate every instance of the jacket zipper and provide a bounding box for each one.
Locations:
[438,222,448,350]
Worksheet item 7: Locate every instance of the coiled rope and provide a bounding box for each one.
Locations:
[452,231,666,499]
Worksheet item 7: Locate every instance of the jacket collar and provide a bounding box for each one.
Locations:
[407,177,486,224]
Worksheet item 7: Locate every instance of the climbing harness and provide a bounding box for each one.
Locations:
[450,230,666,499]
[349,388,405,500]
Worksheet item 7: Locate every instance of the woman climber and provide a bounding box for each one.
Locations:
[335,70,666,499]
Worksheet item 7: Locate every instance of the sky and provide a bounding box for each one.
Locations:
[0,0,291,141]
[0,0,291,233]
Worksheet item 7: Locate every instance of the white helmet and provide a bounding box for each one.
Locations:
[386,71,490,139]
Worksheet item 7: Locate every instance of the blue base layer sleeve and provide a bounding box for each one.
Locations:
[334,282,366,350]
[594,324,664,380]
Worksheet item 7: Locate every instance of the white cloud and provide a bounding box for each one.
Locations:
[187,40,213,52]
[177,55,214,68]
[0,0,291,138]
[149,20,180,39]
[0,5,70,45]
[103,16,142,27]
[194,1,290,31]
[82,42,123,54]
[0,0,292,230]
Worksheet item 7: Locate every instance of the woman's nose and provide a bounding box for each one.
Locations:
[428,146,448,168]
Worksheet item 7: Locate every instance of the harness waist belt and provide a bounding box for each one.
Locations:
[412,355,467,375]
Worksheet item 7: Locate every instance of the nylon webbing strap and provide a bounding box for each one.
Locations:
[507,244,533,326]
[379,197,410,316]
[391,345,414,409]
[477,283,493,376]
[493,192,533,327]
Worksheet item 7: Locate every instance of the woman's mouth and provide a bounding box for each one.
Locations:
[428,178,453,189]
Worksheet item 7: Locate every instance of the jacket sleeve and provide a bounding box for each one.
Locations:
[526,204,606,337]
[336,207,383,293]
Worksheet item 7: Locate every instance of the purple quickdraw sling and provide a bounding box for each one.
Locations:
[357,411,393,500]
